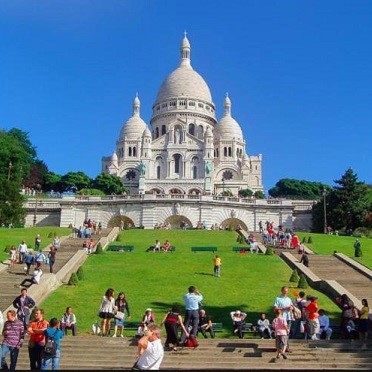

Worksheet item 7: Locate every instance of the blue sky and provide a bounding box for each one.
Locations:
[1,0,371,193]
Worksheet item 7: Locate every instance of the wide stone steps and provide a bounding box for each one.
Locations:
[13,336,372,370]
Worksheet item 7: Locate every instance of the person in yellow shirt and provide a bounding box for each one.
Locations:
[213,255,221,277]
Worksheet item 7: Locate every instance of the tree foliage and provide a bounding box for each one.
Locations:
[92,173,126,195]
[0,180,25,225]
[269,178,329,200]
[238,188,253,198]
[312,168,370,232]
[60,172,92,191]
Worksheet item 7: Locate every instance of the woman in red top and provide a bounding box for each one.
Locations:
[160,306,188,351]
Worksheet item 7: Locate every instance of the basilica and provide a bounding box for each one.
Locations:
[102,34,263,196]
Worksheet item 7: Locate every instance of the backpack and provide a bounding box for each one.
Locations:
[184,335,199,348]
[44,332,57,356]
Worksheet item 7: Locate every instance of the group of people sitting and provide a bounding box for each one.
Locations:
[146,240,172,252]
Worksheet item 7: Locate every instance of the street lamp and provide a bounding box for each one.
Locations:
[33,184,41,227]
[8,161,12,180]
[322,188,327,234]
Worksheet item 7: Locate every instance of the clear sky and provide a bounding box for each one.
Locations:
[1,0,371,193]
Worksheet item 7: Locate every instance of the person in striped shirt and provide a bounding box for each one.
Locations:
[1,310,24,370]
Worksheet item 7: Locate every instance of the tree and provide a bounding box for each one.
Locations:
[60,172,92,191]
[0,180,26,225]
[254,190,265,199]
[23,160,49,189]
[44,172,63,192]
[93,173,126,195]
[269,178,329,200]
[238,188,253,198]
[312,168,369,232]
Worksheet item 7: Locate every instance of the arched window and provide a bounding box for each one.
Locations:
[161,125,166,135]
[157,166,161,179]
[155,127,159,138]
[189,123,195,136]
[228,147,232,157]
[133,147,137,157]
[192,166,197,179]
[128,147,132,156]
[216,148,219,158]
[174,154,181,174]
[198,125,204,138]
[224,147,227,157]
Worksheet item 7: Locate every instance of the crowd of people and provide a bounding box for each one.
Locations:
[1,286,78,370]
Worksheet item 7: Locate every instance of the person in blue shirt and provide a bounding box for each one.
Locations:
[41,318,64,370]
[182,286,203,341]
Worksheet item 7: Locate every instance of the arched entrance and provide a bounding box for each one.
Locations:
[219,218,247,231]
[163,215,193,229]
[108,215,135,229]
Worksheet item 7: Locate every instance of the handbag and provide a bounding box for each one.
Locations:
[115,311,125,320]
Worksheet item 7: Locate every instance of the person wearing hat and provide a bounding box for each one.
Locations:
[136,308,155,339]
[304,296,319,340]
[230,310,247,338]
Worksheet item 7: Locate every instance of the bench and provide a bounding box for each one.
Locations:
[232,246,251,253]
[191,246,217,253]
[107,245,134,252]
[212,322,223,332]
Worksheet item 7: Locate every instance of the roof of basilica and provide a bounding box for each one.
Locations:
[154,34,213,105]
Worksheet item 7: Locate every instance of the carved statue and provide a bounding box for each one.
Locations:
[205,161,211,175]
[139,161,146,175]
[174,202,181,215]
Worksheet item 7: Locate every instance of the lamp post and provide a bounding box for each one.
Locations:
[33,184,41,227]
[322,188,327,234]
[8,161,12,180]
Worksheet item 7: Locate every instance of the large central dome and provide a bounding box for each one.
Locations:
[154,34,212,105]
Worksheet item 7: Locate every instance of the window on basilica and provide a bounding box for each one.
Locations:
[222,170,233,180]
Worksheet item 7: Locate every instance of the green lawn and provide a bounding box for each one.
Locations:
[0,227,71,261]
[297,232,372,269]
[40,230,341,336]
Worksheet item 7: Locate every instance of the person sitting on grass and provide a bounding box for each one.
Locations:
[161,240,171,252]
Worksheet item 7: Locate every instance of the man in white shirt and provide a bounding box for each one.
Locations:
[18,268,43,288]
[317,309,332,340]
[135,324,164,370]
[18,241,28,263]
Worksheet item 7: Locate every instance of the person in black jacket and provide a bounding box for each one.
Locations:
[12,288,36,328]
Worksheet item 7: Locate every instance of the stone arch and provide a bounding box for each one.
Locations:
[169,188,184,194]
[188,188,202,195]
[107,215,135,229]
[219,218,247,231]
[163,215,193,229]
[149,188,164,194]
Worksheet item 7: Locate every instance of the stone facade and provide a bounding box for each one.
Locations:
[102,34,263,196]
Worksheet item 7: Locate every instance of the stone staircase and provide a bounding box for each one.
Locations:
[0,229,112,313]
[13,336,372,370]
[305,255,372,306]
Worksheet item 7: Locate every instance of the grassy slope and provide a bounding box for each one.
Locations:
[40,230,340,336]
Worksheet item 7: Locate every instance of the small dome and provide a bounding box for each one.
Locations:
[111,152,118,161]
[120,95,147,140]
[215,94,243,141]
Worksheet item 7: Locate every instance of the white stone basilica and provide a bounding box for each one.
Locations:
[102,34,263,196]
